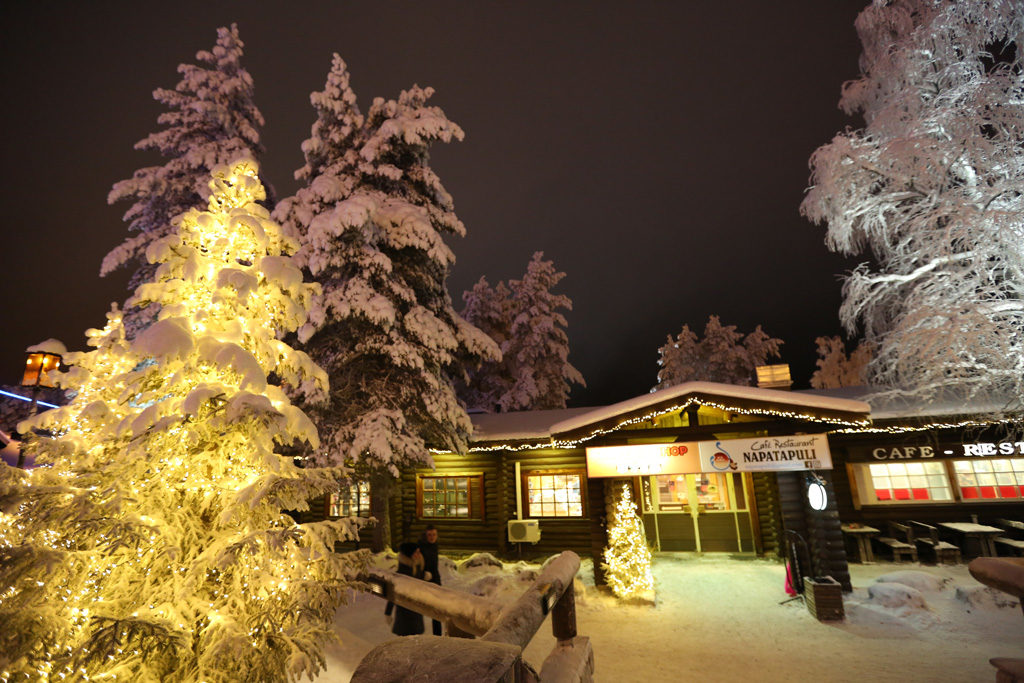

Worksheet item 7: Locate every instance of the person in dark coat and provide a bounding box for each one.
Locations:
[384,542,425,636]
[418,525,443,635]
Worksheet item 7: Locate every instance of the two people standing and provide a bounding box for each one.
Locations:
[384,525,442,637]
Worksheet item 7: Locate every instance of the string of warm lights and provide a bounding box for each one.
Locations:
[830,415,1024,435]
[603,482,654,600]
[1,160,366,682]
[432,396,869,454]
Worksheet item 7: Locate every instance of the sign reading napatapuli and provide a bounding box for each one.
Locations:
[698,434,833,472]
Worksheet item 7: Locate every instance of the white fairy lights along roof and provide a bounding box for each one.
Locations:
[445,381,871,454]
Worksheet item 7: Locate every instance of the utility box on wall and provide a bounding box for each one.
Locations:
[508,519,541,543]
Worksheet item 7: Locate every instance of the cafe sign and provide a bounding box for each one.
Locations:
[586,434,832,477]
[698,434,833,472]
[586,442,700,477]
[848,441,1024,462]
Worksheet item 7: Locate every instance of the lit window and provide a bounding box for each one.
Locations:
[418,475,483,519]
[862,461,952,504]
[525,471,584,518]
[954,459,1024,500]
[328,482,371,517]
[656,474,689,511]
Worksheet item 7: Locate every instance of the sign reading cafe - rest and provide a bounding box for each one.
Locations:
[586,434,832,477]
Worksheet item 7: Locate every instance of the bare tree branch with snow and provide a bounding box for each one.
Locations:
[802,0,1024,405]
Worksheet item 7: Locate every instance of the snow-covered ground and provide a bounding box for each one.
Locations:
[316,553,1024,682]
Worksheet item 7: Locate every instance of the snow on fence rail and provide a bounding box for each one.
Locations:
[352,551,594,682]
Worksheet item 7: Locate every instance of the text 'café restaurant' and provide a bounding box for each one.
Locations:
[383,382,872,587]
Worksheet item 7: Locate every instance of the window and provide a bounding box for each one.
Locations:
[651,473,740,512]
[418,474,483,520]
[954,458,1024,500]
[524,471,585,518]
[859,461,952,504]
[328,482,371,517]
[656,474,689,511]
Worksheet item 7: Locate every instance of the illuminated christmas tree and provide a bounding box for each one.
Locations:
[603,482,654,601]
[0,159,366,681]
[104,25,266,336]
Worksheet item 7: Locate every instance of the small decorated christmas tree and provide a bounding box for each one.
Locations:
[0,159,365,681]
[603,482,654,601]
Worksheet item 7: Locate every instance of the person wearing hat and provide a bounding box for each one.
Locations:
[384,542,426,636]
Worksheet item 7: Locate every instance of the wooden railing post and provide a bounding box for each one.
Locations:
[551,582,577,642]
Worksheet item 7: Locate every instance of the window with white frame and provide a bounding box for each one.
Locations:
[417,474,484,519]
[857,461,953,504]
[328,482,371,517]
[953,458,1024,500]
[524,471,585,518]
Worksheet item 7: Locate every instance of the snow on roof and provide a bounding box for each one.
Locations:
[468,381,870,446]
[549,381,869,436]
[25,338,67,355]
[796,386,1022,420]
[470,407,594,443]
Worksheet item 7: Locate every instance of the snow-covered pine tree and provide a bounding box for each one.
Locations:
[0,160,365,682]
[602,482,654,601]
[810,336,871,389]
[654,315,783,388]
[105,24,265,335]
[801,1,1024,403]
[276,65,497,551]
[458,276,514,412]
[501,252,585,411]
[275,53,364,247]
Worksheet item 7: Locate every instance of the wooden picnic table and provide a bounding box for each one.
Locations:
[841,524,880,563]
[938,522,1004,558]
[995,518,1024,538]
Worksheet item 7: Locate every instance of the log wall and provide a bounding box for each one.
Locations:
[501,449,595,560]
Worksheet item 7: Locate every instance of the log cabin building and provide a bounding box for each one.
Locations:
[318,382,873,588]
[805,387,1024,562]
[313,381,1024,589]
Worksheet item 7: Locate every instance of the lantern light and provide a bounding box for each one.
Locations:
[806,473,828,511]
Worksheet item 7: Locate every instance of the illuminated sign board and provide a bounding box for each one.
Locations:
[585,442,700,478]
[849,441,1024,462]
[586,434,832,477]
[698,434,832,472]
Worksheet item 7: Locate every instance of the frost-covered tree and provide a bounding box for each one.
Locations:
[802,0,1024,403]
[810,336,872,389]
[501,252,585,411]
[275,63,497,551]
[654,315,783,388]
[0,160,365,682]
[603,482,653,601]
[458,276,514,412]
[105,24,265,334]
[275,54,363,244]
[459,253,585,412]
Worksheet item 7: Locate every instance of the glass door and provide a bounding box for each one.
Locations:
[647,473,752,552]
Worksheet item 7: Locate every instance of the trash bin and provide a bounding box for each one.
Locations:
[804,576,844,621]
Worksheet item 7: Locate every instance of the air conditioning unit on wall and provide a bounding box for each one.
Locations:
[507,519,541,543]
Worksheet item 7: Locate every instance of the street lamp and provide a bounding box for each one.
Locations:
[17,343,64,467]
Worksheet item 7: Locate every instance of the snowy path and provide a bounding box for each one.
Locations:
[318,553,1024,682]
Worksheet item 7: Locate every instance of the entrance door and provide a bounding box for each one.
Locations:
[643,473,755,552]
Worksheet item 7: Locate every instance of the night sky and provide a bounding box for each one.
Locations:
[0,1,867,407]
